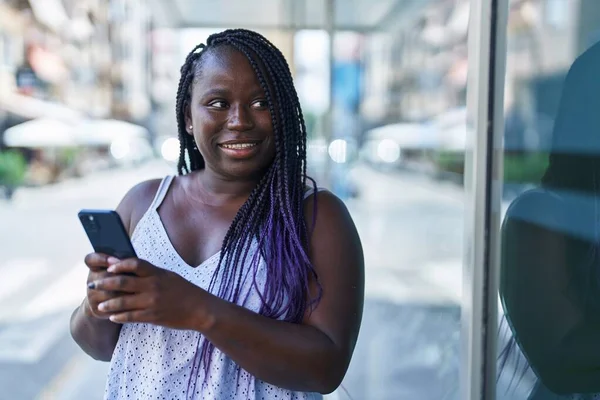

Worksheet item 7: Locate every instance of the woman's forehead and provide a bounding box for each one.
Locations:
[201,47,252,74]
[194,46,273,92]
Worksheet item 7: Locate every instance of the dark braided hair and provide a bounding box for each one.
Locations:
[174,29,320,389]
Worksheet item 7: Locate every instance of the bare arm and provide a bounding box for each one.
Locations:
[70,295,122,362]
[69,179,160,361]
[194,191,365,393]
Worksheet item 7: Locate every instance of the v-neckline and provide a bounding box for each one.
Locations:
[152,208,221,269]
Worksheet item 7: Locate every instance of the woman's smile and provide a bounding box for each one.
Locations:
[217,139,263,159]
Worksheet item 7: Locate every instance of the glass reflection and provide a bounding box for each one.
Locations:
[499,9,600,399]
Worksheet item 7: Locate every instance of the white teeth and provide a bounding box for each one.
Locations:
[221,143,257,149]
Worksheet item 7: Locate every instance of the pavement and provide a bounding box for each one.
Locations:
[0,159,533,400]
[0,161,172,400]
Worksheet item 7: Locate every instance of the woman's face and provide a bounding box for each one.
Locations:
[186,47,276,180]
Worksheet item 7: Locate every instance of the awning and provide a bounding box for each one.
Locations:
[148,0,434,31]
[3,118,77,148]
[3,118,150,149]
[73,119,149,146]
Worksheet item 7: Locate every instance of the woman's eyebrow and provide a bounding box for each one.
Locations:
[200,88,266,98]
[201,88,231,97]
[250,88,266,97]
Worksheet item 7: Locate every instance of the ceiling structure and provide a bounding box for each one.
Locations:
[148,0,433,32]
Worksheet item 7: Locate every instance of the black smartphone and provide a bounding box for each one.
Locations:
[78,209,137,259]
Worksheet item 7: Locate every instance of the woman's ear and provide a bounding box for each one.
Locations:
[184,104,193,135]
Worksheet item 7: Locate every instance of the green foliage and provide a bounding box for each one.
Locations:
[431,151,549,184]
[503,152,548,184]
[433,151,464,175]
[0,150,27,186]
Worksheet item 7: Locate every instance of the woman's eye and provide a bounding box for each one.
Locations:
[252,100,268,109]
[209,100,227,108]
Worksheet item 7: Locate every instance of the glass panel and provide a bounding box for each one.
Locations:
[497,0,600,398]
[304,2,471,399]
[0,1,473,399]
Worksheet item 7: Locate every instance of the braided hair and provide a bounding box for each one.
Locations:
[174,29,320,384]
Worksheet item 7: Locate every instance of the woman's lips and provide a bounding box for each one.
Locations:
[219,143,258,150]
[217,141,261,159]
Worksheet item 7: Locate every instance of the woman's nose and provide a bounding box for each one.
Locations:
[227,104,254,131]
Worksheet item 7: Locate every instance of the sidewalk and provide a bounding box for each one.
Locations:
[344,164,533,399]
[19,161,530,399]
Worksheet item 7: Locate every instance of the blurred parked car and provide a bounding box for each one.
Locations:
[427,107,468,181]
[74,119,154,168]
[360,122,437,170]
[429,107,467,152]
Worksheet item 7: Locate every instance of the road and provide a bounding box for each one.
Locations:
[0,160,532,400]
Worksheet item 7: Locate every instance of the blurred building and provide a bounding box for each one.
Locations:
[0,0,153,146]
[361,0,469,125]
[504,0,600,152]
[107,0,152,123]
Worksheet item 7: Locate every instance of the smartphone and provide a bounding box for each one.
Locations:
[78,209,137,259]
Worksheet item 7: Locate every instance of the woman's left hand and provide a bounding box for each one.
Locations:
[87,257,208,330]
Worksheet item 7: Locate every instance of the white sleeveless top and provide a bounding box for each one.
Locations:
[104,175,324,400]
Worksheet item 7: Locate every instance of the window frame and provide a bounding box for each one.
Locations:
[462,0,509,399]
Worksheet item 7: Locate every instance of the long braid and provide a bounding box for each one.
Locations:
[228,36,305,247]
[207,34,307,283]
[174,29,320,388]
[218,37,315,313]
[175,43,207,175]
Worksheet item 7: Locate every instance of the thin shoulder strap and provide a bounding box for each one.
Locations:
[149,175,175,210]
[303,186,327,200]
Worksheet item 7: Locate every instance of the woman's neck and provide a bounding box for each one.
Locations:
[187,168,260,203]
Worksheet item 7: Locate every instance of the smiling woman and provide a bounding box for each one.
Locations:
[69,28,365,400]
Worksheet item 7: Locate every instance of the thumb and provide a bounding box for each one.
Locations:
[107,258,155,277]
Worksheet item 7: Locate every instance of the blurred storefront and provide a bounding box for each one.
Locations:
[0,0,154,185]
[0,0,152,121]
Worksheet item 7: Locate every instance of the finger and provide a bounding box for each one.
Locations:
[98,294,145,313]
[88,275,140,293]
[89,270,113,282]
[107,256,121,265]
[83,297,113,319]
[88,290,121,302]
[109,310,154,324]
[84,253,110,271]
[107,258,156,277]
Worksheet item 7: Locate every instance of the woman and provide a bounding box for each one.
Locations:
[70,29,365,400]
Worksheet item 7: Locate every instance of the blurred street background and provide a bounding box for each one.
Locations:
[1,0,593,398]
[0,159,468,400]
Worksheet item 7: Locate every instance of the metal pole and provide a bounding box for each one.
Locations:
[461,0,508,398]
[324,0,335,186]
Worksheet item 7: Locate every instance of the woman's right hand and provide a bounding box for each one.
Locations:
[84,253,121,319]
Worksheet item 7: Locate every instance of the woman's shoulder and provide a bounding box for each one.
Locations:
[302,184,328,200]
[303,188,355,234]
[116,177,169,235]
